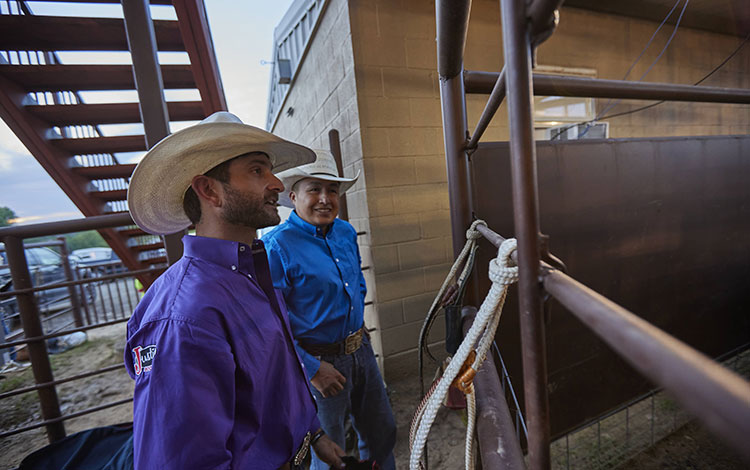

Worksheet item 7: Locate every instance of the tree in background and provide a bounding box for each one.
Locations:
[66,230,108,251]
[0,206,17,227]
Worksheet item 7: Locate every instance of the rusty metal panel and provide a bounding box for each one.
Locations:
[470,135,750,437]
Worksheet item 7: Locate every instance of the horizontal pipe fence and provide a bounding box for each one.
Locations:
[0,213,164,444]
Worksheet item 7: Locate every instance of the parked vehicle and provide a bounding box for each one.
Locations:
[0,244,95,330]
[71,247,125,274]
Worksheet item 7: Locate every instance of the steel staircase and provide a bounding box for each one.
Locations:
[0,0,226,274]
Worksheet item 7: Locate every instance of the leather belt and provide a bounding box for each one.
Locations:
[301,327,365,356]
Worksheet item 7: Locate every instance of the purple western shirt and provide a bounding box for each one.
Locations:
[124,235,319,469]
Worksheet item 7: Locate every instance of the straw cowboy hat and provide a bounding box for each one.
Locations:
[276,148,360,208]
[127,111,316,235]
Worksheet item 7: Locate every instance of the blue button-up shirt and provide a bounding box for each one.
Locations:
[262,211,367,378]
[125,235,319,470]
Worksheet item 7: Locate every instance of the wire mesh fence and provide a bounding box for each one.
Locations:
[550,345,750,469]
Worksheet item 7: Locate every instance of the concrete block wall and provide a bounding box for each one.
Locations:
[270,0,386,370]
[348,0,456,378]
[347,0,749,379]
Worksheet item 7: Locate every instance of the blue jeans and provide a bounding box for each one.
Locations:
[310,335,396,470]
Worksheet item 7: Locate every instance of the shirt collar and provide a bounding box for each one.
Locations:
[287,210,335,238]
[182,234,262,275]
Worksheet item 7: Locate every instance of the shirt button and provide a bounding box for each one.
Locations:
[344,282,349,287]
[239,246,245,252]
[231,265,237,271]
[247,274,252,279]
[335,258,339,262]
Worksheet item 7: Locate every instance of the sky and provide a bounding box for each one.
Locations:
[0,0,294,224]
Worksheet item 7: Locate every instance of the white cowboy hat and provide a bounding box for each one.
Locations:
[127,111,315,235]
[276,148,360,208]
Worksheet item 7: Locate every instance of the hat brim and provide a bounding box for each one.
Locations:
[277,169,360,208]
[127,122,315,235]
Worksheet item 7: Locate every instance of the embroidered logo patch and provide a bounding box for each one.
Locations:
[132,345,157,376]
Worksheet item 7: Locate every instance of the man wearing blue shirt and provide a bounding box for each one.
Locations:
[263,149,396,470]
[125,112,345,469]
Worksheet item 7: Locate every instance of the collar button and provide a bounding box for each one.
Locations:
[231,265,237,271]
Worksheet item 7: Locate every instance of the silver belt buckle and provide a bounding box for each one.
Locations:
[293,431,311,466]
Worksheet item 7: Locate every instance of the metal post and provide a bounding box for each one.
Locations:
[436,0,479,306]
[500,0,551,467]
[440,74,474,259]
[3,236,65,442]
[57,237,83,327]
[328,129,349,221]
[122,0,183,265]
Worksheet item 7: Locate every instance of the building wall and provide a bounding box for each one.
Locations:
[270,0,387,370]
[347,0,749,378]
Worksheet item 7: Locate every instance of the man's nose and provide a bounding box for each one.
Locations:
[268,173,283,193]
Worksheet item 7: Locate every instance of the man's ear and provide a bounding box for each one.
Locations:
[191,175,223,208]
[289,191,297,205]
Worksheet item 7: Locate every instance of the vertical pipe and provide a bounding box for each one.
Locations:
[328,129,349,221]
[499,0,551,467]
[436,0,478,306]
[122,0,184,265]
[440,74,473,260]
[57,237,83,328]
[3,236,65,442]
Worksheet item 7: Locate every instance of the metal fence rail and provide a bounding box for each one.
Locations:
[0,213,164,443]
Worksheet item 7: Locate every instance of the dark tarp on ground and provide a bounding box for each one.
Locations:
[20,423,133,470]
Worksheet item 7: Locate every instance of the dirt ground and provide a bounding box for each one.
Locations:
[1,323,747,469]
[0,324,134,470]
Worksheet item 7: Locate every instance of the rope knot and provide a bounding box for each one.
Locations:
[489,238,519,285]
[466,219,487,240]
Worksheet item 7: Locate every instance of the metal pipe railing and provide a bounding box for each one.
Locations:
[465,71,750,103]
[3,235,66,441]
[0,363,124,400]
[500,0,551,467]
[0,266,161,299]
[475,223,750,464]
[466,67,506,151]
[0,397,133,440]
[436,0,472,80]
[0,212,134,239]
[462,306,526,470]
[437,0,477,305]
[542,270,750,462]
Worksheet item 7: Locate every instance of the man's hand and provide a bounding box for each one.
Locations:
[312,433,346,469]
[310,361,346,397]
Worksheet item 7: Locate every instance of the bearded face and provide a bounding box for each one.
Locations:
[220,182,281,230]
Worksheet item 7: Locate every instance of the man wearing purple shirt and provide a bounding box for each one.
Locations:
[124,112,345,469]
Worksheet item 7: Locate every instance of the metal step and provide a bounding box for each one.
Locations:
[89,189,127,201]
[0,15,183,52]
[52,135,147,154]
[26,101,205,126]
[118,227,148,237]
[0,64,196,92]
[72,164,136,179]
[131,242,165,253]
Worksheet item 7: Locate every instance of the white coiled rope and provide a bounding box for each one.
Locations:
[409,222,518,470]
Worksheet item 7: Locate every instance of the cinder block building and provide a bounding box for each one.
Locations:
[265,0,749,379]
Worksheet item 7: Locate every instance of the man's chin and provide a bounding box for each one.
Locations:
[257,210,281,229]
